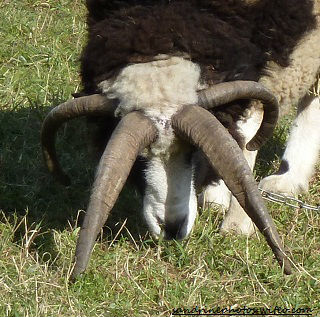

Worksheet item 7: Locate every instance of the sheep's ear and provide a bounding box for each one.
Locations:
[71,112,157,279]
[198,81,279,150]
[172,105,292,275]
[41,94,117,185]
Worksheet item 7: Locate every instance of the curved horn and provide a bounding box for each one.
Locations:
[172,105,291,274]
[41,94,117,185]
[71,112,157,279]
[198,81,279,151]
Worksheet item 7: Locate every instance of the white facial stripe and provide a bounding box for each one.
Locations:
[99,56,201,119]
[143,152,197,240]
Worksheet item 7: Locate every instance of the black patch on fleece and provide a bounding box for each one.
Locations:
[81,0,316,93]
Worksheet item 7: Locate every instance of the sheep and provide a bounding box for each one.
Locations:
[201,0,320,236]
[41,0,319,278]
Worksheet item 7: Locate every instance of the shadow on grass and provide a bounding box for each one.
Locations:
[0,97,148,259]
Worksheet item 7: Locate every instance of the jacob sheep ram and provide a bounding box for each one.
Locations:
[41,0,320,278]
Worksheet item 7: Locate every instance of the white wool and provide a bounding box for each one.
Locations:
[99,56,201,119]
[100,56,202,156]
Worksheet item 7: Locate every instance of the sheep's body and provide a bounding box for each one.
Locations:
[258,1,320,198]
[79,0,319,238]
[202,1,320,235]
[261,0,320,117]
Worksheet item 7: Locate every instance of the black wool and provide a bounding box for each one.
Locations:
[80,0,316,94]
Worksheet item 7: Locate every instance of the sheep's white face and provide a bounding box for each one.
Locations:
[99,56,203,239]
[143,151,198,239]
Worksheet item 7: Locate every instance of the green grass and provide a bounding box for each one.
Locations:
[0,1,320,316]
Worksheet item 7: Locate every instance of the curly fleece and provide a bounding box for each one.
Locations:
[81,0,317,94]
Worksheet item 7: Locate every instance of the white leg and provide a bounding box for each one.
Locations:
[202,106,263,236]
[198,179,232,210]
[260,96,320,195]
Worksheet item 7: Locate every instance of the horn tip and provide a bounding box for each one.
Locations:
[69,268,83,283]
[70,256,88,282]
[284,267,292,275]
[283,259,292,275]
[273,247,292,275]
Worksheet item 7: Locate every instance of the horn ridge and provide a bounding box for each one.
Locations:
[198,81,279,151]
[71,111,157,279]
[172,105,291,274]
[41,94,117,185]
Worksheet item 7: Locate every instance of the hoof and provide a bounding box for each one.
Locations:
[259,173,308,196]
[219,197,255,236]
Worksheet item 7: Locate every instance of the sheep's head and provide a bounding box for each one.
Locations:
[41,56,290,279]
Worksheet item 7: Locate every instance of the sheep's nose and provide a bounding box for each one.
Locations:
[164,216,188,240]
